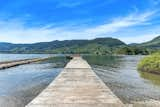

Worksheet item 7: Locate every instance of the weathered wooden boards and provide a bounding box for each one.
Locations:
[26,57,124,107]
[0,58,47,70]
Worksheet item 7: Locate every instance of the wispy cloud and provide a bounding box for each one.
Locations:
[85,11,156,34]
[119,33,158,44]
[0,10,159,43]
[150,0,160,5]
[55,0,91,8]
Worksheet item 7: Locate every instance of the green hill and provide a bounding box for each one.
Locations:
[1,36,160,55]
[140,36,160,48]
[0,37,126,54]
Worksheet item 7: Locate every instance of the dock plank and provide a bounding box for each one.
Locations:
[0,58,47,70]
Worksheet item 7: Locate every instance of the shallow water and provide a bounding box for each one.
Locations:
[0,55,69,107]
[84,55,160,103]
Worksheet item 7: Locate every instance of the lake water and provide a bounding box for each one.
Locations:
[0,54,160,106]
[0,54,69,107]
[84,55,160,103]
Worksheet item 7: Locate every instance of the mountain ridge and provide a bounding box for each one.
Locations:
[139,35,160,48]
[0,36,160,54]
[0,37,126,54]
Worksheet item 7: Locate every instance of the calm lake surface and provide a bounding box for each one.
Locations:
[84,55,160,103]
[0,54,69,107]
[0,54,160,106]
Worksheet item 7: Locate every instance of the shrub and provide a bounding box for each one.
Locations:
[138,52,160,74]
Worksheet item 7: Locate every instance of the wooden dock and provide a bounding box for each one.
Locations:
[26,57,124,107]
[0,58,48,70]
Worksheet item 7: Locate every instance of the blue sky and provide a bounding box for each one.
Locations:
[0,0,160,43]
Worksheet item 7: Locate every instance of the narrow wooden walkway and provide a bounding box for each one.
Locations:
[0,58,47,70]
[26,57,124,107]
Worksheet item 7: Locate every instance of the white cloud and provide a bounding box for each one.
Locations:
[0,10,159,43]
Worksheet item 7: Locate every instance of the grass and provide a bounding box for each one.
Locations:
[138,52,160,74]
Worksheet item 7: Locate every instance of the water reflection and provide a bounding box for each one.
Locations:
[140,71,160,86]
[84,55,160,103]
[83,55,123,69]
